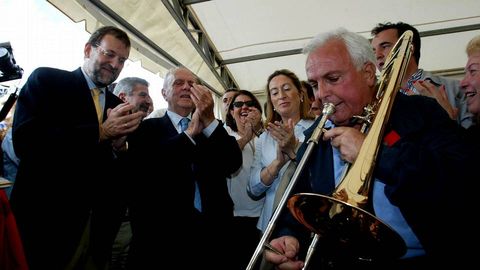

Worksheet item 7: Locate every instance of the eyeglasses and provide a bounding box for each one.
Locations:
[233,100,255,108]
[95,44,127,64]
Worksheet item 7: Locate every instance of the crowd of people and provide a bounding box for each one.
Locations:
[0,20,478,270]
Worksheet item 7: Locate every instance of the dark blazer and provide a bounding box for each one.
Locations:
[11,67,124,269]
[127,113,242,268]
[276,93,475,268]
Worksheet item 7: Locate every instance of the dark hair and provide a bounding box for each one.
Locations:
[224,88,238,94]
[301,80,315,102]
[87,26,131,48]
[225,90,262,132]
[371,22,421,65]
[265,69,314,125]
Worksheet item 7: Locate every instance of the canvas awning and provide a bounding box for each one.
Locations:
[47,0,480,100]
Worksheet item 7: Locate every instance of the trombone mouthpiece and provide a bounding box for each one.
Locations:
[308,103,336,144]
[322,102,335,116]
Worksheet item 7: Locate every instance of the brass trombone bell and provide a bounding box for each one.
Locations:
[288,193,406,260]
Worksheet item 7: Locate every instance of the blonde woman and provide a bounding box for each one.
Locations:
[248,69,315,232]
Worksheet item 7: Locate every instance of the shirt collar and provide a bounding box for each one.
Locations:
[166,110,191,126]
[296,119,314,130]
[81,67,105,93]
[405,68,424,93]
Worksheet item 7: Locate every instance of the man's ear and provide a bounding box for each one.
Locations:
[84,43,92,59]
[118,92,127,102]
[409,44,418,66]
[363,62,377,87]
[161,88,168,100]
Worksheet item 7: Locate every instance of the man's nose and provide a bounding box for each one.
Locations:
[316,85,327,100]
[460,76,468,89]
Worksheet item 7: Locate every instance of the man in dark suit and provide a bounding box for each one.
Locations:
[11,26,145,269]
[263,28,474,269]
[127,67,242,269]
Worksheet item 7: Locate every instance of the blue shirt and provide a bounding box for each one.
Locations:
[329,120,425,258]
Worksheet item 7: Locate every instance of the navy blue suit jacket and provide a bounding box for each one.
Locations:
[11,67,124,269]
[127,114,242,268]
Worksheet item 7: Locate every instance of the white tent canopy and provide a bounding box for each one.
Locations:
[47,0,480,101]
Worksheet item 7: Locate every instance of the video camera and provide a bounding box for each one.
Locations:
[0,42,23,83]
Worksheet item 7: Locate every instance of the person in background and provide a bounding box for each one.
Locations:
[301,80,322,117]
[460,35,480,139]
[264,28,474,269]
[110,76,152,270]
[224,89,265,270]
[221,88,239,121]
[248,69,315,233]
[309,92,322,117]
[302,80,315,104]
[113,77,153,114]
[301,81,315,116]
[127,67,242,269]
[371,22,472,128]
[0,103,19,199]
[10,26,145,269]
[1,128,19,198]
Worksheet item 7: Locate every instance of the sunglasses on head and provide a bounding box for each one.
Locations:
[233,100,255,108]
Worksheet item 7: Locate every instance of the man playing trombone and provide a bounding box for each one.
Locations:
[262,28,475,269]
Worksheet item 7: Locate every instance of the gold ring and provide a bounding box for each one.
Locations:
[124,123,128,128]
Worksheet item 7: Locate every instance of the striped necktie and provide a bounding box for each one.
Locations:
[91,88,103,123]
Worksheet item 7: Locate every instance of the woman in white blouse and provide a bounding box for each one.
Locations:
[248,69,315,232]
[224,89,265,270]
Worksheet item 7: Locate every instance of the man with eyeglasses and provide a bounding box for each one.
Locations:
[11,26,145,269]
[127,67,242,269]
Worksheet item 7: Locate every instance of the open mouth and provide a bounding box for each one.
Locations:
[465,90,477,98]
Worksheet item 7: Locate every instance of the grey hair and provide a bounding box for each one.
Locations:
[113,77,149,96]
[303,27,376,70]
[162,67,199,95]
[466,35,480,57]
